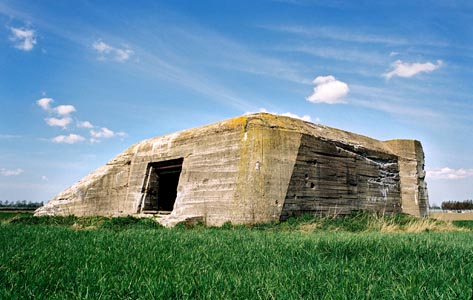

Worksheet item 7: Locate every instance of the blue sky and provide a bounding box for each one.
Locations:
[1,0,472,206]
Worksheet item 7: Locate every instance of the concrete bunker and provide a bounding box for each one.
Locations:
[140,158,183,214]
[35,113,429,226]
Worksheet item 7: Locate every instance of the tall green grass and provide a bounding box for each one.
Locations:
[0,215,472,299]
[0,211,33,223]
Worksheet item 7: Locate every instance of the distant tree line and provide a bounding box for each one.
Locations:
[0,200,43,209]
[441,200,473,210]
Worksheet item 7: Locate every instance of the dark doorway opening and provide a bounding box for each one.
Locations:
[141,158,183,214]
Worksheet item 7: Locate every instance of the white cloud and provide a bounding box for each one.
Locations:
[90,127,127,139]
[114,48,134,62]
[45,117,72,128]
[92,41,112,52]
[9,27,36,51]
[1,168,24,176]
[37,97,75,117]
[77,121,94,128]
[51,134,86,144]
[92,40,134,62]
[426,167,473,180]
[279,112,312,122]
[306,75,349,104]
[36,96,126,143]
[383,60,442,79]
[37,98,53,111]
[90,127,115,138]
[54,105,76,116]
[37,98,74,127]
[41,175,48,181]
[245,109,317,123]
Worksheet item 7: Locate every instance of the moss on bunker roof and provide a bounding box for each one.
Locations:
[133,113,399,156]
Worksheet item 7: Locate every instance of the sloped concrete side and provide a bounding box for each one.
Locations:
[35,117,248,220]
[384,140,429,217]
[35,149,135,216]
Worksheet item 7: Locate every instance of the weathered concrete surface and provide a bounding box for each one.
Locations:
[384,140,429,217]
[281,134,401,219]
[35,113,429,226]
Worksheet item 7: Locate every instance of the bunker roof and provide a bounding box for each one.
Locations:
[129,112,399,157]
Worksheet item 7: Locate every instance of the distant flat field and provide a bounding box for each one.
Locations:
[430,212,473,221]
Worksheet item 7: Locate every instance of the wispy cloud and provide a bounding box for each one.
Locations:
[280,45,387,65]
[0,134,21,139]
[92,40,134,62]
[352,98,438,119]
[2,3,302,112]
[129,42,266,111]
[51,134,86,144]
[172,27,310,85]
[383,60,443,79]
[348,84,439,119]
[1,168,24,176]
[269,0,343,7]
[306,75,349,104]
[259,24,407,45]
[427,167,473,180]
[9,27,36,51]
[262,23,452,49]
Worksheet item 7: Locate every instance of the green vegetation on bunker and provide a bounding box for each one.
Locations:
[0,214,472,300]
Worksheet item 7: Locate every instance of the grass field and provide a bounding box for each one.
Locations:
[0,212,472,299]
[430,212,473,221]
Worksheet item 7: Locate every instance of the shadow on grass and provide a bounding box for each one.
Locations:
[9,214,163,230]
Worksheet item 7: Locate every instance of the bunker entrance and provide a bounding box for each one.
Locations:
[141,158,183,214]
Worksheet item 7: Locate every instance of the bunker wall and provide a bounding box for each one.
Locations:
[232,120,301,224]
[35,113,429,225]
[384,140,429,217]
[281,134,402,219]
